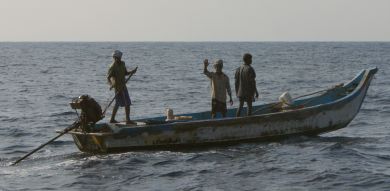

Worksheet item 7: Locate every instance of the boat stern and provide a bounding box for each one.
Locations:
[70,133,108,153]
[68,123,115,153]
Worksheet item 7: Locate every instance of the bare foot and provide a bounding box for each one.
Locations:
[126,120,136,125]
[110,119,119,123]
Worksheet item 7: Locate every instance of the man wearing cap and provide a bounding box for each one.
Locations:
[235,53,259,117]
[107,50,137,124]
[203,59,233,118]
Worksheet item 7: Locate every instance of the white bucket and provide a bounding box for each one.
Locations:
[279,92,293,106]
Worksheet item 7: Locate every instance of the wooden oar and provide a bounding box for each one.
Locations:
[102,66,138,116]
[11,120,80,166]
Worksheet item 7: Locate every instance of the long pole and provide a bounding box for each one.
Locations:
[11,120,80,166]
[12,67,137,165]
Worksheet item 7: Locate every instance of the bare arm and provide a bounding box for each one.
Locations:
[107,64,115,85]
[127,66,138,76]
[255,83,259,99]
[234,67,240,96]
[203,59,212,78]
[250,67,258,98]
[122,61,138,75]
[226,75,233,105]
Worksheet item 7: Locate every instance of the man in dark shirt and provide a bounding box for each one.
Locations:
[235,53,258,117]
[107,50,137,124]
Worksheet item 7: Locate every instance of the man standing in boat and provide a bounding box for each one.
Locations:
[203,59,233,118]
[235,53,259,117]
[107,50,137,124]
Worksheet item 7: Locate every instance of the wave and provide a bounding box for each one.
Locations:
[1,150,90,168]
[152,159,176,166]
[49,111,76,117]
[315,136,373,144]
[185,152,233,163]
[351,173,390,189]
[49,140,74,146]
[48,94,70,100]
[1,117,20,123]
[4,128,31,137]
[233,170,261,178]
[305,170,338,183]
[159,170,188,177]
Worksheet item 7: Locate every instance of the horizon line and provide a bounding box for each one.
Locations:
[1,40,390,43]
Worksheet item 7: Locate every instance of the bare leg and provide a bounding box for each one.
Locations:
[110,104,119,123]
[236,99,244,117]
[211,113,216,119]
[125,105,130,122]
[247,100,253,116]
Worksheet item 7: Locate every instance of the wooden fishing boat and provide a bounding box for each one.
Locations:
[67,68,378,153]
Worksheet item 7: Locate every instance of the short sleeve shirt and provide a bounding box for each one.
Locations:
[107,61,127,91]
[205,71,232,103]
[235,64,256,98]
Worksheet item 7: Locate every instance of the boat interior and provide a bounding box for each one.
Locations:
[135,70,364,123]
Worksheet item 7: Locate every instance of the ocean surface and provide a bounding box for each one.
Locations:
[0,42,389,191]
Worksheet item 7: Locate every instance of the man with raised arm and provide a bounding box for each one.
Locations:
[203,59,233,118]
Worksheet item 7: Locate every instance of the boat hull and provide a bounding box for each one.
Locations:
[70,68,377,153]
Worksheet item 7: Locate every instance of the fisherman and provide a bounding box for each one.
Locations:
[203,59,233,118]
[107,50,137,124]
[235,53,259,117]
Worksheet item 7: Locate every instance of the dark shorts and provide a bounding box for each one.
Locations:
[211,99,227,114]
[115,87,131,107]
[239,96,253,103]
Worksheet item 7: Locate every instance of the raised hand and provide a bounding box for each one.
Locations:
[203,59,209,67]
[130,66,138,75]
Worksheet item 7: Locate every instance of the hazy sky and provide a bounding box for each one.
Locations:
[1,0,389,41]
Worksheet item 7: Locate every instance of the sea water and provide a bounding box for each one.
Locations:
[0,42,389,190]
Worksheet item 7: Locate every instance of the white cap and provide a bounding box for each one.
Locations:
[112,50,123,59]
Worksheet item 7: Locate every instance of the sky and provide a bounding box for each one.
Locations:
[0,0,389,42]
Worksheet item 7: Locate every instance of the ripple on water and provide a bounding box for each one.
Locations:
[4,128,30,137]
[1,42,390,190]
[185,151,234,163]
[159,170,189,178]
[1,117,20,123]
[49,111,76,117]
[152,159,177,166]
[233,170,261,178]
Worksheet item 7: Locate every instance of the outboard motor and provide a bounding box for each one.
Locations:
[70,95,103,132]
